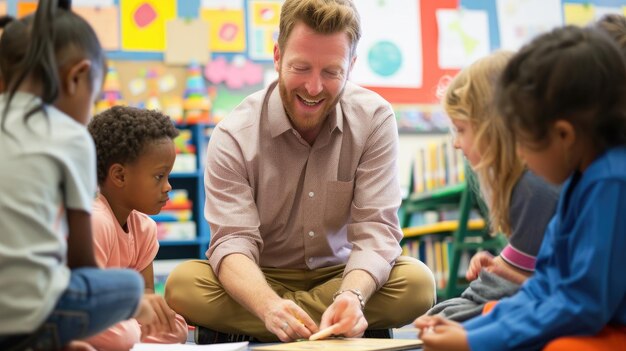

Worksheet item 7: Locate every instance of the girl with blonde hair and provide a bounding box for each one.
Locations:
[426,51,559,321]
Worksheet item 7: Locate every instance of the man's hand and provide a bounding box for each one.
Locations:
[262,299,318,342]
[414,315,470,351]
[318,293,368,338]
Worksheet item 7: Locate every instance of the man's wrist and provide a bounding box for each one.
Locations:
[333,288,365,310]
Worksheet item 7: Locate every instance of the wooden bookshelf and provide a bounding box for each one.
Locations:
[400,178,506,300]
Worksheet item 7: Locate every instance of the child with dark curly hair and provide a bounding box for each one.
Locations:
[84,106,188,350]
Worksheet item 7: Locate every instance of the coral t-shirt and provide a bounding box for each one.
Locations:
[85,194,187,350]
[91,194,159,271]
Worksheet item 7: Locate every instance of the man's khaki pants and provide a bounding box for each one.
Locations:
[165,256,435,342]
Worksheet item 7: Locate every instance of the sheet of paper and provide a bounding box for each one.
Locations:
[73,0,114,6]
[564,3,595,26]
[350,0,423,88]
[132,341,248,351]
[200,7,246,53]
[121,0,176,51]
[165,18,210,65]
[252,338,423,351]
[17,1,37,18]
[247,0,282,60]
[496,0,562,51]
[74,6,120,50]
[436,9,490,69]
[201,0,241,9]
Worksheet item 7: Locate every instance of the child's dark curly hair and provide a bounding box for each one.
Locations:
[496,26,626,151]
[88,106,179,184]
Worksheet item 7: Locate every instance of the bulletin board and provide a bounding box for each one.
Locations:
[3,0,626,107]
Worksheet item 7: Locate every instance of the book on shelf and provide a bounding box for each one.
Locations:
[152,189,197,241]
[402,235,471,292]
[410,140,466,195]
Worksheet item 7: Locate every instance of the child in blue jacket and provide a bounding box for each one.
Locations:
[414,25,626,351]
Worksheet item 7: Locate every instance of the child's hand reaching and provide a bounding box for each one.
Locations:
[414,315,470,351]
[466,251,531,285]
[134,294,178,337]
[465,251,495,281]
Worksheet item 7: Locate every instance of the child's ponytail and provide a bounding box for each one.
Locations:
[1,0,105,133]
[9,0,60,104]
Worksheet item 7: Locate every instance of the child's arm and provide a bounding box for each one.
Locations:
[140,262,155,293]
[139,262,181,338]
[489,256,531,285]
[66,209,97,268]
[466,251,531,284]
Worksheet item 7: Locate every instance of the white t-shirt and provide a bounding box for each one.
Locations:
[0,92,96,333]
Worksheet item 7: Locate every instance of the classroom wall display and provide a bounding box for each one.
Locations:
[113,60,187,108]
[496,0,563,51]
[200,0,246,53]
[6,0,626,117]
[121,0,177,51]
[246,0,282,60]
[436,9,490,70]
[74,5,120,50]
[350,0,423,89]
[164,18,210,65]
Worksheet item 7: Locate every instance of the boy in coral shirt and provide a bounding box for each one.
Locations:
[84,106,188,350]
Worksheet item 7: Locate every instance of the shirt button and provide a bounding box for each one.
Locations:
[308,257,313,263]
[308,191,314,197]
[308,231,315,237]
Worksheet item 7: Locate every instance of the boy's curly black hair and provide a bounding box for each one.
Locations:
[88,106,179,184]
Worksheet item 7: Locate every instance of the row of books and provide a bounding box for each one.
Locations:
[405,208,482,228]
[172,129,197,173]
[411,140,466,194]
[151,189,196,241]
[403,236,473,291]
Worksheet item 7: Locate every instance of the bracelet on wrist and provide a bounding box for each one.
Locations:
[332,288,365,310]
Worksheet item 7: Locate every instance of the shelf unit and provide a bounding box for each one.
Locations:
[155,123,212,260]
[399,177,507,300]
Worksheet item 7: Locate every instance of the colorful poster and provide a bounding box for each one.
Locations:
[247,0,283,60]
[595,6,623,20]
[200,0,246,53]
[204,55,264,89]
[351,0,423,88]
[113,60,187,106]
[436,9,490,69]
[74,6,120,50]
[120,0,176,51]
[0,1,6,16]
[496,0,562,51]
[563,3,595,26]
[73,0,114,6]
[165,19,210,65]
[17,1,37,18]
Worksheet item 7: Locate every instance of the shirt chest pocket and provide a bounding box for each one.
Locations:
[324,180,354,231]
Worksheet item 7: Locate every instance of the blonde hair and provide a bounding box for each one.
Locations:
[444,51,525,235]
[278,0,361,56]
